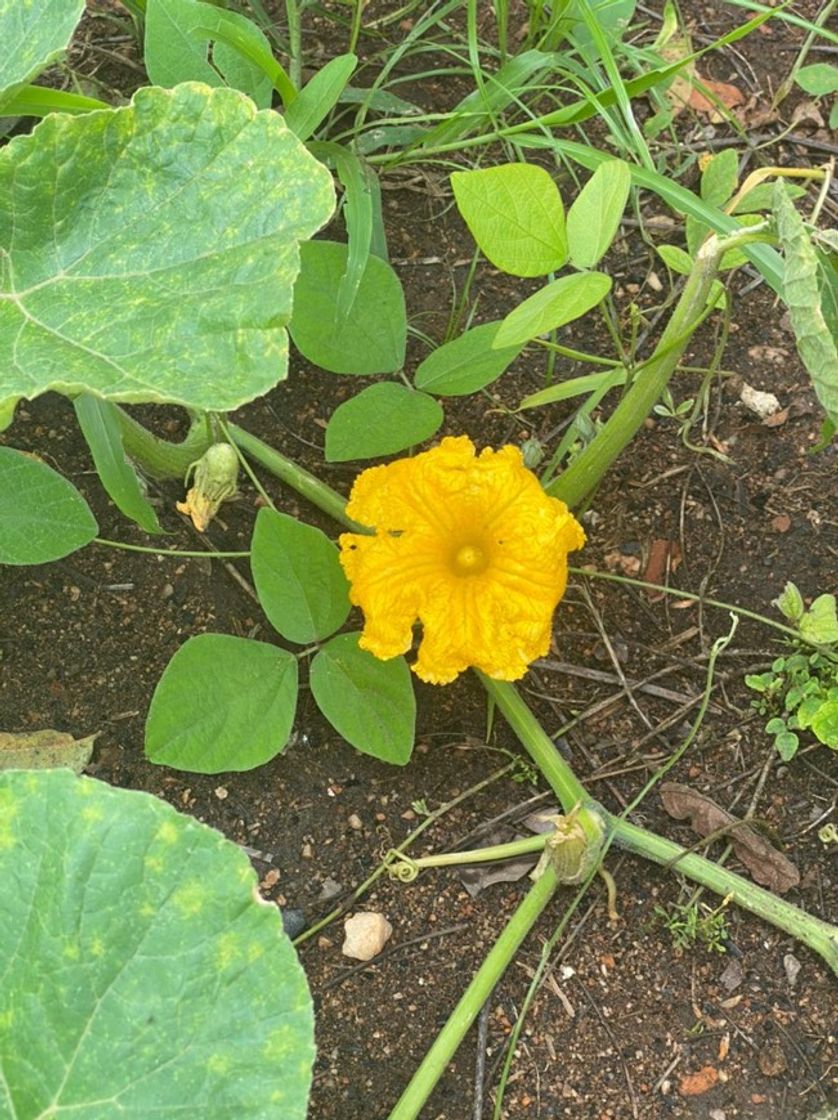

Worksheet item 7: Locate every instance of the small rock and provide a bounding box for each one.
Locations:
[214,786,228,800]
[260,868,280,891]
[281,908,307,939]
[678,1066,719,1097]
[301,842,314,860]
[719,958,744,992]
[318,876,343,902]
[347,813,363,831]
[740,382,781,420]
[783,952,802,987]
[342,912,393,961]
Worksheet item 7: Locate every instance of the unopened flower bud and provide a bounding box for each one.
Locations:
[176,442,239,532]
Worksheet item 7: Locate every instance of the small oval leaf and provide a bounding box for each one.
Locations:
[494,272,612,349]
[290,240,406,374]
[0,446,98,565]
[325,383,443,461]
[414,321,523,396]
[145,634,298,773]
[309,632,415,765]
[251,508,350,643]
[566,159,631,269]
[451,163,567,277]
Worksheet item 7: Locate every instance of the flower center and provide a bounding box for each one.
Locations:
[453,543,487,575]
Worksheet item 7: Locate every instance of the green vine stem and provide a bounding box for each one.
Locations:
[608,815,837,963]
[227,423,368,532]
[114,407,215,479]
[477,672,590,812]
[546,224,770,509]
[385,834,547,881]
[482,674,836,971]
[215,423,838,975]
[386,864,560,1120]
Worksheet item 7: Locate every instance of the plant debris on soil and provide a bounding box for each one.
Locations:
[1,2,836,1118]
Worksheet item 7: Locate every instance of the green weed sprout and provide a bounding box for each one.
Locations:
[746,583,838,760]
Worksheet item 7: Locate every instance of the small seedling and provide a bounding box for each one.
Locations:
[655,896,731,954]
[745,583,838,761]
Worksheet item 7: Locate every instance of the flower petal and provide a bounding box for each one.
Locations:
[339,436,586,684]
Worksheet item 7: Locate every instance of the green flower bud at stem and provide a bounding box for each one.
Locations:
[531,803,606,884]
[521,437,545,469]
[177,442,240,532]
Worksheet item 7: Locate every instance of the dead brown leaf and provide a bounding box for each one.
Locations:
[790,100,825,129]
[642,538,682,599]
[660,781,800,893]
[657,31,744,121]
[762,408,789,428]
[456,831,539,898]
[0,729,97,774]
[686,78,745,120]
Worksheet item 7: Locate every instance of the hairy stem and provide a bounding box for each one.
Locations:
[114,407,215,480]
[546,226,768,508]
[609,814,837,967]
[227,423,366,532]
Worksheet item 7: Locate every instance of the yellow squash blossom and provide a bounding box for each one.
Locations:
[339,436,585,684]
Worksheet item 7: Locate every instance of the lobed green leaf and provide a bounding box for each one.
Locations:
[0,83,335,419]
[0,769,314,1118]
[0,0,85,107]
[145,0,274,106]
[773,183,838,426]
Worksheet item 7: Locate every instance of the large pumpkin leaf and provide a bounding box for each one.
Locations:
[0,0,85,107]
[773,183,838,425]
[0,82,335,419]
[0,768,314,1119]
[144,0,274,107]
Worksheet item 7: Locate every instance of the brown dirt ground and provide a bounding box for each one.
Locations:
[1,2,836,1118]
